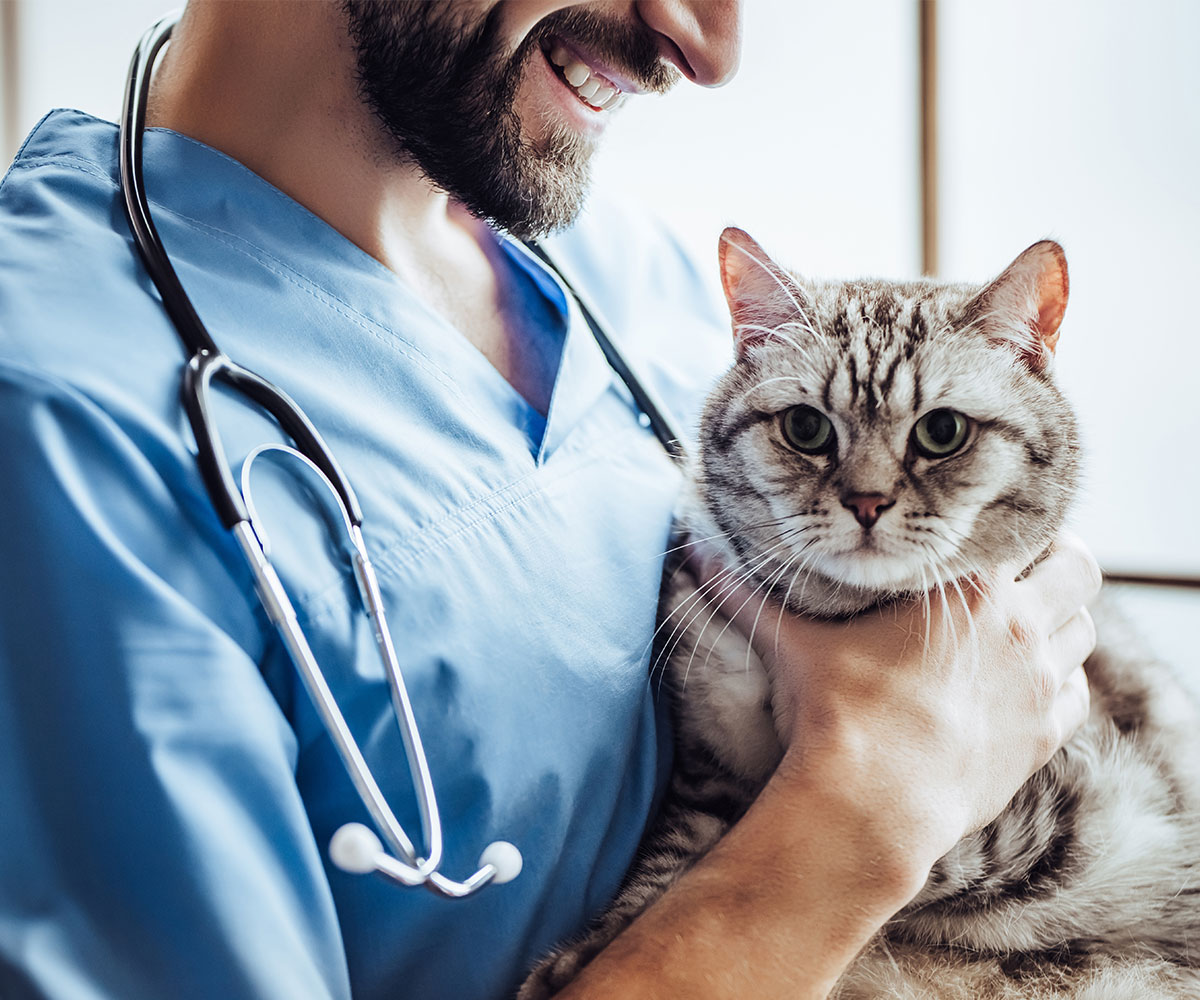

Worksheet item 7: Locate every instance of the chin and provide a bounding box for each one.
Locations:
[813,548,933,593]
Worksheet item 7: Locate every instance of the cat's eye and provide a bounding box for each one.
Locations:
[912,409,969,458]
[781,405,835,455]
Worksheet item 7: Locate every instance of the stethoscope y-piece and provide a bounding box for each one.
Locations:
[119,11,681,900]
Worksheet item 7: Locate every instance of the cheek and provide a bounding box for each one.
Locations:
[932,439,1023,509]
[748,439,825,503]
[503,1,572,20]
[935,437,1054,561]
[704,433,823,533]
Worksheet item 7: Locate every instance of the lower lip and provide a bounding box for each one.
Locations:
[536,47,613,133]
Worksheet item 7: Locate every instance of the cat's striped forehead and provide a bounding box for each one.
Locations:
[736,277,997,425]
[814,278,967,342]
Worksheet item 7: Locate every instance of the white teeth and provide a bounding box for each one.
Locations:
[550,45,622,110]
[563,61,591,87]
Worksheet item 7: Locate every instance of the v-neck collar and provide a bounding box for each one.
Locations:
[500,238,616,463]
[121,113,618,466]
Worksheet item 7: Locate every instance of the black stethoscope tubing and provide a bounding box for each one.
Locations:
[523,241,686,462]
[120,16,367,532]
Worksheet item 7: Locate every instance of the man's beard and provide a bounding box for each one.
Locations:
[341,1,674,238]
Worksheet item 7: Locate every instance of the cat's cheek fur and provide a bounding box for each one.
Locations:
[660,567,783,785]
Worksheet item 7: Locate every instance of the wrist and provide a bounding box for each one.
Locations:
[766,748,935,917]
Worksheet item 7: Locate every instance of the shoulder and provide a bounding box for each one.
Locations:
[0,111,181,412]
[0,110,202,444]
[0,109,125,260]
[0,113,246,599]
[544,193,728,344]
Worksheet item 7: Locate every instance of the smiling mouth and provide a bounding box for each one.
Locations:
[544,42,623,112]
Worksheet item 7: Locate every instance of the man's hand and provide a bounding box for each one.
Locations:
[707,530,1101,885]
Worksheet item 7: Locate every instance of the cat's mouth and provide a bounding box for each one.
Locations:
[543,40,625,112]
[814,545,936,593]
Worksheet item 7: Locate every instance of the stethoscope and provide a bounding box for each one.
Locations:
[119,13,685,899]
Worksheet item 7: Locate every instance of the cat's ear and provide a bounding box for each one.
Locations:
[718,227,814,356]
[965,240,1069,369]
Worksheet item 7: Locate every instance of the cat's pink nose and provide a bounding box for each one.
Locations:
[841,493,895,529]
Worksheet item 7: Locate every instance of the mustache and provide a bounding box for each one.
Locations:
[524,7,679,96]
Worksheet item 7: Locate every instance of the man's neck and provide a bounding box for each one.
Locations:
[147,1,479,280]
[144,1,559,415]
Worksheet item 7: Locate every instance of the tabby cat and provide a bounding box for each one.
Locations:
[519,229,1200,999]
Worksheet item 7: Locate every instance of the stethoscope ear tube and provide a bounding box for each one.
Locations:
[119,12,217,359]
[230,520,441,882]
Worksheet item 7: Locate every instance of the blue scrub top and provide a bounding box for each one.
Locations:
[0,111,731,999]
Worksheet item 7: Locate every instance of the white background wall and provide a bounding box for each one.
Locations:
[591,0,920,279]
[2,0,1197,587]
[2,0,167,149]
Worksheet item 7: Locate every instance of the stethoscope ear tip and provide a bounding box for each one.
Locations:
[479,840,523,884]
[330,822,385,875]
[330,823,523,892]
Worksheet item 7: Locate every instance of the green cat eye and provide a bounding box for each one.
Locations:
[781,405,836,455]
[913,409,969,458]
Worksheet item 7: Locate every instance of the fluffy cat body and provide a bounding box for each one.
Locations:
[519,232,1200,999]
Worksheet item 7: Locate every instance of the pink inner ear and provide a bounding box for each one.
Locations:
[980,240,1070,368]
[718,228,765,310]
[1036,261,1069,354]
[717,227,790,355]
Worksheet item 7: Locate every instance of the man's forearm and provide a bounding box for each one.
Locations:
[557,754,928,1000]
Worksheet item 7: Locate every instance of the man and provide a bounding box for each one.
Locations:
[0,2,1098,998]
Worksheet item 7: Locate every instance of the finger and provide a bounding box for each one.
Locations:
[1046,607,1097,678]
[1051,663,1092,747]
[1016,531,1103,632]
